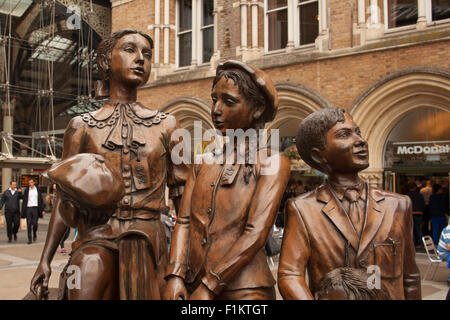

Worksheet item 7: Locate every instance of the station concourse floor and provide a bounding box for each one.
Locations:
[0,214,448,300]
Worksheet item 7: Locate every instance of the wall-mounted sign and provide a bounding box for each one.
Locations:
[385,140,450,168]
[21,175,40,187]
[395,144,449,155]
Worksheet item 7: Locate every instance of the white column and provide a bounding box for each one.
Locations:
[241,1,248,49]
[369,0,378,25]
[213,0,218,53]
[358,0,365,25]
[163,0,169,65]
[154,0,161,65]
[251,0,258,48]
[286,0,294,48]
[319,0,328,32]
[417,0,427,28]
[1,100,14,193]
[191,0,198,66]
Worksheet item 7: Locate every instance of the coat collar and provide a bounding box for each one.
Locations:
[316,183,386,255]
[90,102,158,121]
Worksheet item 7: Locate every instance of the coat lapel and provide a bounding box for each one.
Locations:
[357,186,386,257]
[317,185,360,251]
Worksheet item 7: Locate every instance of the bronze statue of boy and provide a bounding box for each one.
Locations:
[278,108,421,300]
[164,60,291,300]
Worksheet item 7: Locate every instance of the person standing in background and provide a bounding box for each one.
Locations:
[21,179,45,244]
[429,184,449,245]
[406,182,425,247]
[0,181,22,242]
[420,180,433,237]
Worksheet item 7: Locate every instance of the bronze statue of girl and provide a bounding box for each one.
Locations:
[30,29,189,300]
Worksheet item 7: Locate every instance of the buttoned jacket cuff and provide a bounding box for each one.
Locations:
[165,262,187,280]
[201,270,227,296]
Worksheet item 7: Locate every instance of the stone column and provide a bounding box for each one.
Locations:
[417,0,427,29]
[1,99,14,192]
[240,0,248,49]
[286,0,295,49]
[191,0,198,66]
[251,0,258,48]
[163,0,170,65]
[154,0,161,65]
[210,0,221,68]
[319,0,328,33]
[358,0,365,26]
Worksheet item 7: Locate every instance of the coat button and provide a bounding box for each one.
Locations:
[123,165,130,171]
[201,238,207,246]
[123,198,130,205]
[123,148,129,154]
[207,207,212,214]
[210,182,215,187]
[124,181,130,187]
[359,260,367,268]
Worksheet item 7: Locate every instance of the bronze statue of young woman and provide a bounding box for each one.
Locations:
[29,29,189,300]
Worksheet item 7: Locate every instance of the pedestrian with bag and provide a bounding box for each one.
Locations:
[21,178,45,244]
[0,181,22,242]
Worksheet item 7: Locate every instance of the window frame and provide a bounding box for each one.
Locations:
[296,0,319,47]
[383,0,419,32]
[426,0,450,25]
[200,0,214,66]
[176,0,214,69]
[264,0,320,53]
[175,0,193,69]
[264,0,289,53]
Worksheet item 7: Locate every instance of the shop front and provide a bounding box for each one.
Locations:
[383,108,450,195]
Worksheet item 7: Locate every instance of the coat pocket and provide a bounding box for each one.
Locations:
[373,237,403,280]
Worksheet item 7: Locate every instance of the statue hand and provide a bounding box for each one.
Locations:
[30,262,51,299]
[163,276,188,300]
[188,283,214,300]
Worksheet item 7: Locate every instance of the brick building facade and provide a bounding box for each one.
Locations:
[110,0,450,190]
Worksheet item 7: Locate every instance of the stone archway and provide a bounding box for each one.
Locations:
[160,96,214,132]
[350,68,450,186]
[267,83,333,132]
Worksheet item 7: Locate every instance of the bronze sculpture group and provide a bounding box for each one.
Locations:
[29,29,422,300]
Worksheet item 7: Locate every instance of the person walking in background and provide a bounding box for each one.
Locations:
[21,178,45,244]
[420,180,433,236]
[406,182,425,247]
[0,181,22,242]
[429,184,449,245]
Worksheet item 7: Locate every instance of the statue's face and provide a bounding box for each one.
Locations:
[318,113,369,174]
[211,77,256,135]
[109,33,152,87]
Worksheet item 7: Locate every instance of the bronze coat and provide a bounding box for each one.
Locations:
[166,151,291,296]
[278,184,422,300]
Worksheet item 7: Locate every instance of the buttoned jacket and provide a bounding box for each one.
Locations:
[0,189,22,214]
[21,187,44,218]
[64,102,189,220]
[166,150,291,295]
[278,183,422,300]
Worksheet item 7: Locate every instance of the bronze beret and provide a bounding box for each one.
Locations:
[46,153,124,210]
[216,60,279,122]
